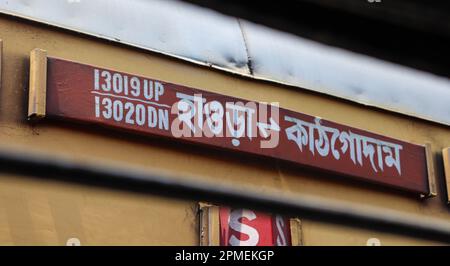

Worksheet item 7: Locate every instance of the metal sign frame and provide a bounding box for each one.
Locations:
[27,49,436,197]
[198,203,302,246]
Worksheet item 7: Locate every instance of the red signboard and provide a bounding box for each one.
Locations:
[43,57,430,195]
[219,208,291,246]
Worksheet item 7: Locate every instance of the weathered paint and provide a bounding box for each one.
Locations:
[0,15,449,245]
[43,57,430,195]
[2,0,450,126]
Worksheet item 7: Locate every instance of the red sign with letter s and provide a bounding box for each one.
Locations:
[219,207,291,246]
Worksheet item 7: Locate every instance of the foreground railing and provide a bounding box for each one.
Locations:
[0,147,449,243]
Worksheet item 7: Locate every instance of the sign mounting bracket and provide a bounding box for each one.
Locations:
[28,48,47,119]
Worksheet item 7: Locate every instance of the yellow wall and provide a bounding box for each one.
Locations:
[0,14,449,245]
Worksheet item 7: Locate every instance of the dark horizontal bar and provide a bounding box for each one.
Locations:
[0,147,449,243]
[182,0,450,79]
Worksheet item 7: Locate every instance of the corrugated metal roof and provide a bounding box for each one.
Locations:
[1,0,449,126]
